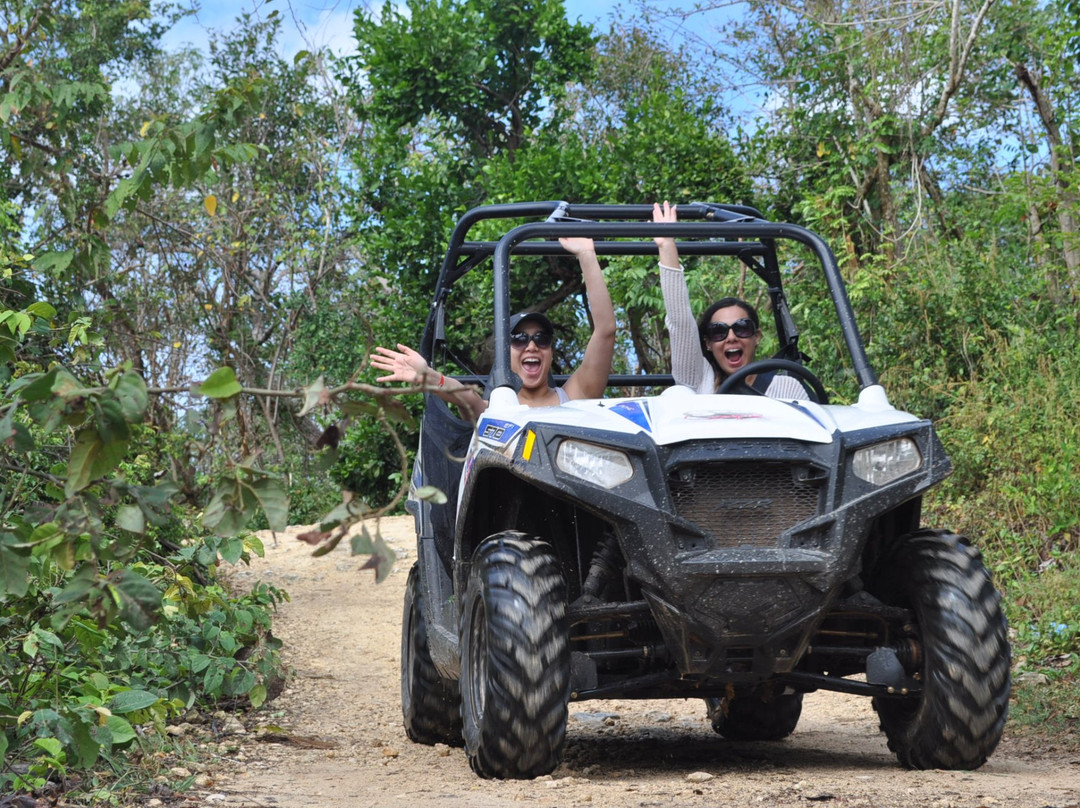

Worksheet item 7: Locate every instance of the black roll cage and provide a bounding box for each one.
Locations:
[419,201,877,395]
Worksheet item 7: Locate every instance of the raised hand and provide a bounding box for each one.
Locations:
[652,201,680,267]
[370,343,431,386]
[558,236,597,257]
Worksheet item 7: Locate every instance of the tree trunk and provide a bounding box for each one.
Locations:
[1015,62,1080,283]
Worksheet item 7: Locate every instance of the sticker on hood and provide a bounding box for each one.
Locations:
[607,400,652,432]
[477,418,522,445]
[683,410,764,420]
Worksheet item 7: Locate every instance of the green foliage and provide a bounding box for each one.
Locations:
[324,418,411,512]
[202,461,290,537]
[1004,556,1080,741]
[0,535,286,794]
[0,5,303,796]
[725,0,1050,264]
[0,330,290,792]
[1008,557,1080,663]
[348,0,596,159]
[933,326,1080,573]
[1008,667,1080,744]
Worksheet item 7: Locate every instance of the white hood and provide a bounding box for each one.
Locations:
[481,384,921,451]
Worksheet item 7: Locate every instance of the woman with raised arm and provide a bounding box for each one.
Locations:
[370,237,616,420]
[653,201,808,399]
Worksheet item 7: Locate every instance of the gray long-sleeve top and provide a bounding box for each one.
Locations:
[660,262,807,399]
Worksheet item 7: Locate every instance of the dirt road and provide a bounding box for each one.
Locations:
[207,516,1079,808]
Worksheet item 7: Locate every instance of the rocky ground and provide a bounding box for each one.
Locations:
[182,516,1078,808]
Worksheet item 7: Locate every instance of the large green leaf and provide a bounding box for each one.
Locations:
[349,523,375,556]
[248,475,289,533]
[318,498,370,532]
[52,565,99,605]
[337,398,380,417]
[103,714,137,745]
[108,569,162,631]
[198,367,243,399]
[116,504,145,534]
[94,396,131,443]
[66,428,128,496]
[202,478,249,537]
[14,366,81,402]
[202,466,289,537]
[310,532,344,557]
[415,485,447,504]
[217,535,245,565]
[298,375,327,417]
[111,371,148,421]
[0,533,31,597]
[31,249,75,275]
[70,720,99,768]
[128,481,179,526]
[359,530,396,584]
[248,683,268,709]
[0,407,34,453]
[109,689,161,714]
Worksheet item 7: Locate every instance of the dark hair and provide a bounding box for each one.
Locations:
[696,297,760,381]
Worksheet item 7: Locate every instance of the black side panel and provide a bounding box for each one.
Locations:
[419,393,473,570]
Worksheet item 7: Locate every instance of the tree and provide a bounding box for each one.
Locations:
[481,20,754,374]
[0,3,350,790]
[112,12,362,476]
[1005,0,1080,296]
[349,0,596,162]
[698,0,1006,261]
[342,3,752,383]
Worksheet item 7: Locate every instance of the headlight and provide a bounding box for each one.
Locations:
[556,440,634,489]
[852,438,922,485]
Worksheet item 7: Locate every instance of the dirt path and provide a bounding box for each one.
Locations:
[205,516,1079,808]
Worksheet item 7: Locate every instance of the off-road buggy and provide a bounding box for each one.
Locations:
[399,201,1010,780]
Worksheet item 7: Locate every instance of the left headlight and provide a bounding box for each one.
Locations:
[852,438,922,485]
[556,440,634,489]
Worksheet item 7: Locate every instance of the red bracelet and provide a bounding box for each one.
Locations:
[438,374,445,387]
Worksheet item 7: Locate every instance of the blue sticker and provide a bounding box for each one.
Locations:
[476,418,522,445]
[608,400,652,432]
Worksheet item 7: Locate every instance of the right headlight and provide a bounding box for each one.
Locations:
[852,438,922,486]
[556,440,634,489]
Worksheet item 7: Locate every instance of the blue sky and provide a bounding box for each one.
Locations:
[162,0,638,58]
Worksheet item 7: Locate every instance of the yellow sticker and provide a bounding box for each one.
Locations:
[522,430,536,461]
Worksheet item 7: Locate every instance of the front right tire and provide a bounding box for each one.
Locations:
[459,533,570,779]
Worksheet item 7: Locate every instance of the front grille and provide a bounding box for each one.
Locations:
[667,461,823,548]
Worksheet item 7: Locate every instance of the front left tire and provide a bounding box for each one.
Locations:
[869,530,1010,769]
[401,562,462,746]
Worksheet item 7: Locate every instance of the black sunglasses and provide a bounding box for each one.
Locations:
[704,318,757,342]
[510,331,554,349]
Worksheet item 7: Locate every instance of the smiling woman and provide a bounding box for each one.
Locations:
[369,235,616,419]
[652,202,810,400]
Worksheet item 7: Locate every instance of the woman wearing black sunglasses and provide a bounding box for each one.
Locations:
[652,201,808,399]
[370,236,615,420]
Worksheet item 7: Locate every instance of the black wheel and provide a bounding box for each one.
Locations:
[705,692,803,740]
[401,563,462,746]
[716,358,829,403]
[459,533,569,779]
[869,530,1010,770]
